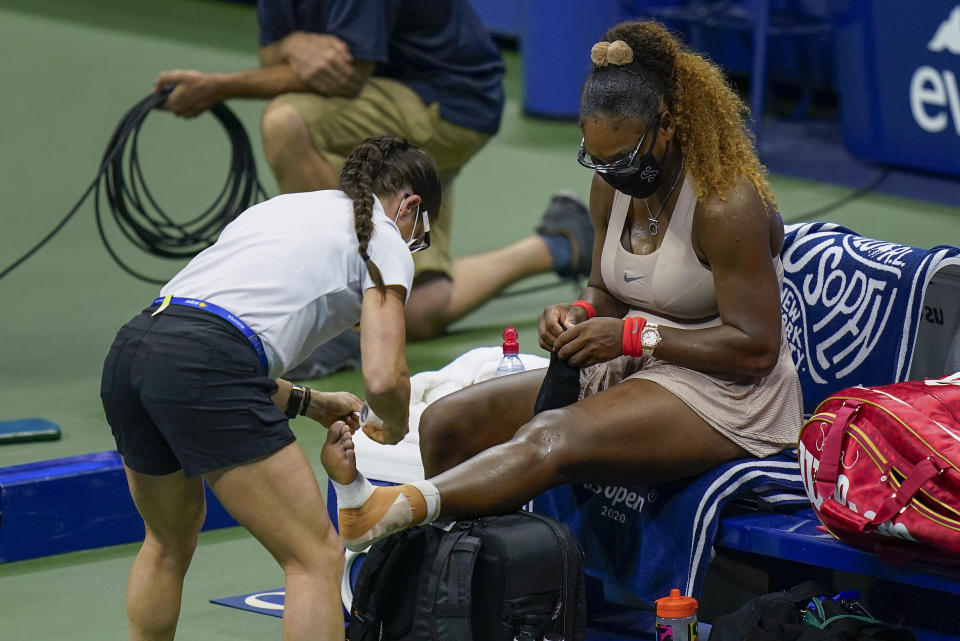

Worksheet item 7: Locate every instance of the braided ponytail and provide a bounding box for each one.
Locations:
[340,138,390,293]
[339,136,442,296]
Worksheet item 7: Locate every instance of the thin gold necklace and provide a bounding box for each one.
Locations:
[642,154,685,237]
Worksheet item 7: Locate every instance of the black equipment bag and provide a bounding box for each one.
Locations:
[709,581,917,641]
[347,511,586,641]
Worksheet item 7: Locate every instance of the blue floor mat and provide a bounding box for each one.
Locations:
[211,588,285,618]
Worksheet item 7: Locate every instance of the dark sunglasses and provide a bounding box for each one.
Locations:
[576,112,664,176]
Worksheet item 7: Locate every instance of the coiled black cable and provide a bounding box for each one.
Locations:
[0,89,268,284]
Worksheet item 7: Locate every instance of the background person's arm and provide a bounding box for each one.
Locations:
[155,66,309,117]
[258,40,285,66]
[155,36,372,118]
[278,32,374,96]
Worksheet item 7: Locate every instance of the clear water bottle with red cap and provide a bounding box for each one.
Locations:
[495,326,526,377]
[655,589,699,641]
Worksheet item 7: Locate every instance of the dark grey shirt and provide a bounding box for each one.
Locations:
[257,0,505,134]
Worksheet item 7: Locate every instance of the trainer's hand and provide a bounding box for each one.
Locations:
[154,70,225,118]
[538,303,590,351]
[362,417,408,446]
[281,32,354,94]
[306,391,363,429]
[554,317,623,367]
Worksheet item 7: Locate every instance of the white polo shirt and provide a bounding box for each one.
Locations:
[160,190,414,377]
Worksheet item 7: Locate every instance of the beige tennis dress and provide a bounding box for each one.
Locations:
[580,176,803,457]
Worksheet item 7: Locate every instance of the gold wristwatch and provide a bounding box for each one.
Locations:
[640,322,661,357]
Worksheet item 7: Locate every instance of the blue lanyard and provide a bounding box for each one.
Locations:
[151,295,268,371]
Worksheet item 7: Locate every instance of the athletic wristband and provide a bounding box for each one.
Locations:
[571,300,597,319]
[285,385,305,419]
[622,316,647,357]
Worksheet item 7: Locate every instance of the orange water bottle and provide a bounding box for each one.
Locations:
[655,589,698,641]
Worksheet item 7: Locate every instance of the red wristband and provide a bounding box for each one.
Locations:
[622,316,647,357]
[571,300,597,319]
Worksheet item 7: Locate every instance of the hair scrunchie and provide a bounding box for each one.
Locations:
[590,40,634,67]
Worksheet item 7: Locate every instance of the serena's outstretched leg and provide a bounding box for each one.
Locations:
[431,379,747,517]
[320,420,358,486]
[336,378,748,548]
[419,368,545,477]
[325,421,440,551]
[337,367,543,549]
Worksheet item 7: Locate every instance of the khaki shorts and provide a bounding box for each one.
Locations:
[276,77,491,277]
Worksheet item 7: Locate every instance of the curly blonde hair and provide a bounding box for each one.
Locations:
[579,20,775,207]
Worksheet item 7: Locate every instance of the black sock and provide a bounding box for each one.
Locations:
[533,350,582,414]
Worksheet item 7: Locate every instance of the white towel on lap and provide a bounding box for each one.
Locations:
[353,347,549,483]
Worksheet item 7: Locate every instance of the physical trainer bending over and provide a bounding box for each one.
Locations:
[324,21,803,552]
[100,136,439,641]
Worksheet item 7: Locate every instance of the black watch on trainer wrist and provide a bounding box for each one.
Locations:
[285,385,305,419]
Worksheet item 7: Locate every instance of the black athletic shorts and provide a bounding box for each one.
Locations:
[100,304,295,477]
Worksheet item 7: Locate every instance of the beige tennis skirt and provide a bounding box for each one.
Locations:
[579,340,804,457]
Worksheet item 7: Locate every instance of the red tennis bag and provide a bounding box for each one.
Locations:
[798,373,960,561]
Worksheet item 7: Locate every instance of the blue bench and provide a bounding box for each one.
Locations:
[700,227,960,638]
[0,451,237,563]
[579,225,960,639]
[715,508,960,598]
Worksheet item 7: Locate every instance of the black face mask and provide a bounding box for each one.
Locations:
[598,133,668,199]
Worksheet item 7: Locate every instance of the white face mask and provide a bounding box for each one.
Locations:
[394,195,431,253]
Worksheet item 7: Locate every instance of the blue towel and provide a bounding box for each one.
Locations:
[530,451,807,629]
[781,222,960,414]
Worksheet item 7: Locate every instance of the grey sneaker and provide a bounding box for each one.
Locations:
[284,330,361,380]
[535,191,593,279]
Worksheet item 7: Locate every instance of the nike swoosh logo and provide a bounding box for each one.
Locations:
[623,273,644,283]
